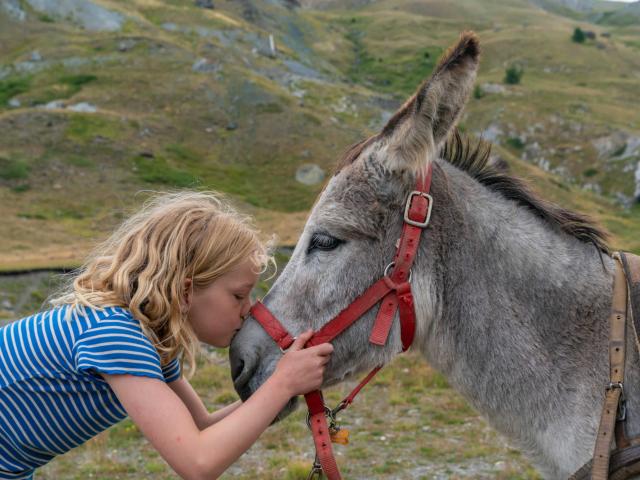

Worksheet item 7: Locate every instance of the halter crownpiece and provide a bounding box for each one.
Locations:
[250,163,434,479]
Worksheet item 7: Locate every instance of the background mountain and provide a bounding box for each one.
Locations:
[0,0,639,272]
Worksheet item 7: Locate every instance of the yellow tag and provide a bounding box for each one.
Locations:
[330,428,350,445]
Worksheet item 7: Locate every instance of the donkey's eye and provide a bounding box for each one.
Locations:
[307,232,343,254]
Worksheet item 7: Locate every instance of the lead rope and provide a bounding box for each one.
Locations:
[303,367,384,480]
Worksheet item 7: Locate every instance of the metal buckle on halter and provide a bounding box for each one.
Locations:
[606,381,624,393]
[403,191,433,228]
[384,262,413,282]
[606,382,627,421]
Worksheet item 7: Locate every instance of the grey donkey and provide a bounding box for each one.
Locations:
[229,31,638,479]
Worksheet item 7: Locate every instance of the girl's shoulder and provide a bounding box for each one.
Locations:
[70,305,180,382]
[61,304,147,341]
[73,304,136,326]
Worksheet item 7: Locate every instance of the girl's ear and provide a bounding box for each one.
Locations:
[182,278,193,311]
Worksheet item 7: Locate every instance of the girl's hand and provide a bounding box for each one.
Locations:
[272,330,334,397]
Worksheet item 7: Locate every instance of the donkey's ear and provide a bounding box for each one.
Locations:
[380,31,480,172]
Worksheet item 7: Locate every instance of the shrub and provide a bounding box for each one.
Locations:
[572,27,586,43]
[0,77,31,106]
[504,65,523,85]
[506,137,525,150]
[0,157,30,181]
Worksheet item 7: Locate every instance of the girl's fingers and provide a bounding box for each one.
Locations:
[312,343,334,356]
[289,330,313,351]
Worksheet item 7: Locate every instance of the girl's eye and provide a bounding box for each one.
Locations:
[234,294,245,301]
[307,232,343,254]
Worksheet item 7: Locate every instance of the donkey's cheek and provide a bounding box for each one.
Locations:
[247,356,280,394]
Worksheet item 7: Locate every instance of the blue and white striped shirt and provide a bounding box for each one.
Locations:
[0,305,181,479]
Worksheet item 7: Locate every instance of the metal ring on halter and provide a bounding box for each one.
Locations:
[279,338,295,355]
[306,405,334,430]
[384,262,412,282]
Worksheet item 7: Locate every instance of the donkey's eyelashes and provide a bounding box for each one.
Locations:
[306,232,344,255]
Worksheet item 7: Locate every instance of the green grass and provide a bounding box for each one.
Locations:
[0,156,30,181]
[63,155,95,168]
[0,76,31,106]
[65,114,126,143]
[133,154,200,187]
[59,74,98,89]
[204,160,322,212]
[27,73,98,106]
[37,13,55,23]
[341,17,440,96]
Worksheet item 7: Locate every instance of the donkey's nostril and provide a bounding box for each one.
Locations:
[230,356,258,401]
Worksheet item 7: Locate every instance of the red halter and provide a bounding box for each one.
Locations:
[250,164,434,479]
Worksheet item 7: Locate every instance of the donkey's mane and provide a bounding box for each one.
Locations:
[337,130,610,253]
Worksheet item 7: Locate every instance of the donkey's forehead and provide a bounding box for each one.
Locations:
[323,160,386,207]
[307,172,362,228]
[306,158,402,239]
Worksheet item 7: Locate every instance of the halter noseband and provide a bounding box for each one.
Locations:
[249,163,434,479]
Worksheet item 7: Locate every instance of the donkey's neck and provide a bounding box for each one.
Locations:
[416,160,617,478]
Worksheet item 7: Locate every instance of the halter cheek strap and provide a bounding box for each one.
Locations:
[250,164,434,480]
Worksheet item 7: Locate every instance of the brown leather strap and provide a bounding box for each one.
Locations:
[614,253,640,451]
[592,253,629,480]
[594,388,624,479]
[619,252,640,361]
[615,421,630,450]
[571,444,640,480]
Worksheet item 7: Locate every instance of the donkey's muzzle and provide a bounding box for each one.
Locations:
[229,346,256,401]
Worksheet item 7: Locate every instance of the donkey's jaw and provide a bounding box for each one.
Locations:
[272,397,299,423]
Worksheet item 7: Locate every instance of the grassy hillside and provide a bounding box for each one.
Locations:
[0,0,639,271]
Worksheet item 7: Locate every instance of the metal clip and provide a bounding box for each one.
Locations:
[331,400,348,418]
[618,399,627,422]
[306,456,324,480]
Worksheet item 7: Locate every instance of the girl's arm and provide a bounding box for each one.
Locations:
[103,331,332,480]
[168,378,242,429]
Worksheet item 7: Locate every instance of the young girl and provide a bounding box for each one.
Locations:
[0,191,333,480]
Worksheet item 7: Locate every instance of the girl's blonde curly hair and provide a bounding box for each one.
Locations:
[50,191,273,378]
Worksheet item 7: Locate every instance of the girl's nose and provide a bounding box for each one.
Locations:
[241,299,251,319]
